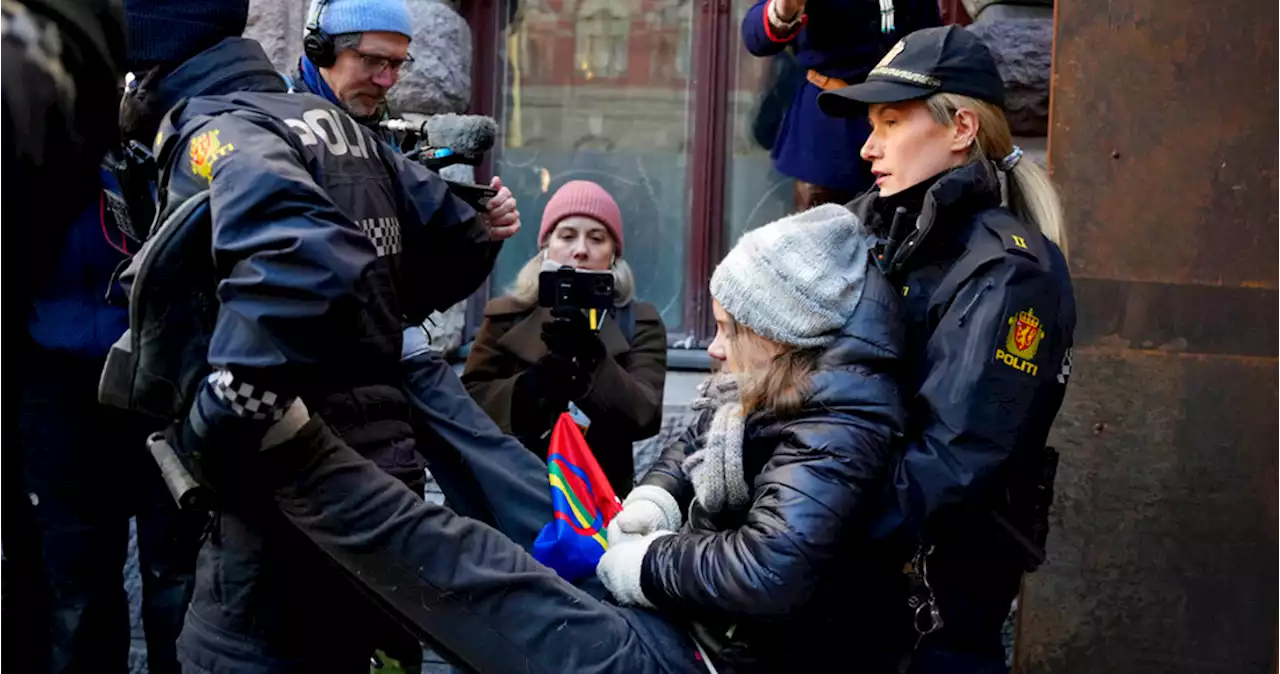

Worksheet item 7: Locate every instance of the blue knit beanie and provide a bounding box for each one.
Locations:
[306,0,413,40]
[124,0,250,70]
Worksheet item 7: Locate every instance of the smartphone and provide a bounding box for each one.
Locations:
[444,180,499,209]
[537,265,614,313]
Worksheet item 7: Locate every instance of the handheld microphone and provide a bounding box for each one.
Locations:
[379,117,428,136]
[381,114,501,206]
[378,113,498,157]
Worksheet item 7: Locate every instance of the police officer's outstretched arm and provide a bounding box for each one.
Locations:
[889,254,1070,535]
[382,148,497,315]
[175,113,379,459]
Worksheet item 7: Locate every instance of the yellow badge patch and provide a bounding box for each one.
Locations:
[188,129,235,183]
[995,308,1046,376]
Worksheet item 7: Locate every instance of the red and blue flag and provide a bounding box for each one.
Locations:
[532,412,623,581]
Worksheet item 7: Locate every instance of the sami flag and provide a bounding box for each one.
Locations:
[531,412,623,581]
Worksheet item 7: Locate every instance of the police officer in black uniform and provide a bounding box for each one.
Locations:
[110,1,534,670]
[817,25,1077,674]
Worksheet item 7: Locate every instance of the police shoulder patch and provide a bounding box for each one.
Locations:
[188,129,236,183]
[994,307,1045,376]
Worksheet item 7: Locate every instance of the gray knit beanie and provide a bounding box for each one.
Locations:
[710,203,869,349]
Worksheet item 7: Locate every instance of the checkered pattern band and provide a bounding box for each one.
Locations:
[209,370,292,420]
[359,217,403,257]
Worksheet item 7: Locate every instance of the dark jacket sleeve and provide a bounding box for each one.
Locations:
[573,303,667,441]
[877,256,1068,538]
[3,0,123,309]
[383,147,498,316]
[742,0,799,57]
[640,414,896,622]
[179,113,378,449]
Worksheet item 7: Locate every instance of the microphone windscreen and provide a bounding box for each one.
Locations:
[424,114,498,155]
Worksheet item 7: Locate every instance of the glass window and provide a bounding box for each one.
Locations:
[723,0,798,246]
[491,0,696,333]
[470,1,955,342]
[574,0,630,80]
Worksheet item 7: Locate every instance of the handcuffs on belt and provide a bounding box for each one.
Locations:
[898,543,944,673]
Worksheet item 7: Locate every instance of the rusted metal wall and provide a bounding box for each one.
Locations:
[1016,1,1278,672]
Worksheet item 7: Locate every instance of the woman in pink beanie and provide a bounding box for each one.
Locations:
[463,181,668,494]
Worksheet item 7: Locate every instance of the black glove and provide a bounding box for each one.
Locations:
[524,352,591,404]
[540,307,606,371]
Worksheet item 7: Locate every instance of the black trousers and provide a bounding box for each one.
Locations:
[178,351,567,673]
[20,350,205,674]
[259,419,710,674]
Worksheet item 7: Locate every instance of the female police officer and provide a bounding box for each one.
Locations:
[817,25,1076,673]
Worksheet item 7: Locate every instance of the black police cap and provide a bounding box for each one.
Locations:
[819,25,1005,118]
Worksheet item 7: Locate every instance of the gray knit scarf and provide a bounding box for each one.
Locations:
[682,373,750,514]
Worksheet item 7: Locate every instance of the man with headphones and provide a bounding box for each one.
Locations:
[292,0,414,149]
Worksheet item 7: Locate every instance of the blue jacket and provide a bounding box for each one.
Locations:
[741,0,940,191]
[851,160,1076,661]
[27,169,130,359]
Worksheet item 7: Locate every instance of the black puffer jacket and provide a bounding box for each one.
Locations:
[638,256,909,673]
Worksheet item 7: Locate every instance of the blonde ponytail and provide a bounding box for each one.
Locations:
[926,93,1066,252]
[1006,157,1065,251]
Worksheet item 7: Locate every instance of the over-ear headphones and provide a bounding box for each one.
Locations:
[303,0,337,68]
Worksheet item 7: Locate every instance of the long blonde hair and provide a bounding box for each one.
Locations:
[721,313,821,419]
[925,93,1066,252]
[506,251,637,309]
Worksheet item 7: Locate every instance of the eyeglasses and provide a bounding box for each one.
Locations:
[353,49,414,76]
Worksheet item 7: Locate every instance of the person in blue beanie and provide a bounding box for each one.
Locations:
[19,168,206,674]
[289,0,415,149]
[741,0,941,210]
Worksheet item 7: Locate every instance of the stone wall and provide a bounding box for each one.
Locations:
[964,1,1054,137]
[243,0,472,116]
[962,0,1052,20]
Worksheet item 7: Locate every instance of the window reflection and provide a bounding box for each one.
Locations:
[723,0,798,244]
[492,0,695,332]
[575,0,630,80]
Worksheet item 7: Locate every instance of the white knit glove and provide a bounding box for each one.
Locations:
[607,485,683,548]
[596,531,673,608]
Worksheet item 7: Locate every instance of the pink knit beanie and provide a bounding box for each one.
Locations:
[538,180,624,255]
